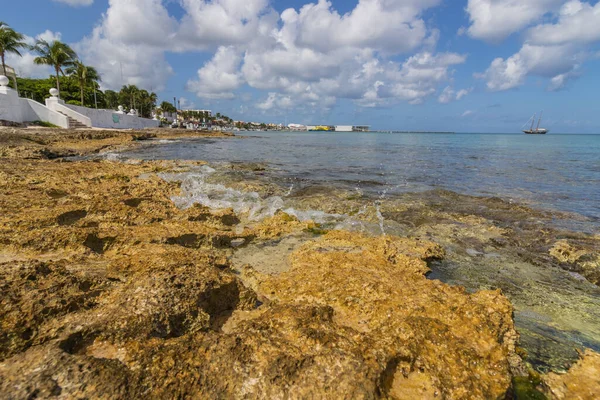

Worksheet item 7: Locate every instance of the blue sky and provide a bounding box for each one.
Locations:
[4,0,600,132]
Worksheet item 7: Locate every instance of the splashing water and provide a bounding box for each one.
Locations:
[159,165,344,224]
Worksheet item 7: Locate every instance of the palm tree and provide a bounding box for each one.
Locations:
[119,84,140,110]
[33,39,77,96]
[66,61,101,106]
[0,22,28,76]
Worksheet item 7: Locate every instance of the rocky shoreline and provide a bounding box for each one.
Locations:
[1,128,599,399]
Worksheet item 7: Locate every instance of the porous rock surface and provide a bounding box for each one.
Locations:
[542,349,600,399]
[0,129,597,399]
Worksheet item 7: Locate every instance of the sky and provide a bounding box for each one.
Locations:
[3,0,600,132]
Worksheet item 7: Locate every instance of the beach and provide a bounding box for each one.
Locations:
[1,128,599,399]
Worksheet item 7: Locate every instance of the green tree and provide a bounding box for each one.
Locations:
[16,75,85,104]
[66,61,101,107]
[160,101,176,113]
[118,84,139,110]
[33,39,77,96]
[104,90,118,109]
[135,89,157,118]
[0,22,28,76]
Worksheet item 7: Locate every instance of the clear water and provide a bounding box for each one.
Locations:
[124,132,600,229]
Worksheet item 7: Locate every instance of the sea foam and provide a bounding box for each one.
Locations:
[159,166,344,224]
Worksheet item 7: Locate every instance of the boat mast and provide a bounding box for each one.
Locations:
[530,113,536,132]
[536,110,543,132]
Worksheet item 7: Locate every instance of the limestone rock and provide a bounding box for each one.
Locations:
[542,349,600,399]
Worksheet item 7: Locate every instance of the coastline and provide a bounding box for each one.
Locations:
[1,128,599,398]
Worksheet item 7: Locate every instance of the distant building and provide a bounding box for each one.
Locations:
[183,109,212,117]
[305,125,370,132]
[288,123,308,131]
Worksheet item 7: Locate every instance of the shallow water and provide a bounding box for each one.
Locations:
[123,131,600,231]
[120,131,600,372]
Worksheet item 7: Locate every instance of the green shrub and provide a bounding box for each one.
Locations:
[30,120,60,128]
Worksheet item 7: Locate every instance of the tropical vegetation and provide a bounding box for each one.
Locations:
[0,21,28,76]
[66,61,101,106]
[159,101,177,114]
[33,39,77,96]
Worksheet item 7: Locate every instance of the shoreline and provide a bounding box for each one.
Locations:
[1,128,599,398]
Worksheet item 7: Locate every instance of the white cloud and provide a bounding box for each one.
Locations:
[53,0,94,6]
[76,0,175,90]
[36,30,63,44]
[101,0,176,47]
[462,110,474,117]
[438,86,472,103]
[456,88,472,100]
[179,0,460,110]
[527,1,600,45]
[186,46,243,99]
[465,0,561,42]
[547,68,581,91]
[178,97,197,110]
[285,0,441,54]
[478,44,585,91]
[74,0,464,110]
[6,52,53,79]
[177,0,272,50]
[257,92,293,111]
[77,26,173,91]
[477,1,600,91]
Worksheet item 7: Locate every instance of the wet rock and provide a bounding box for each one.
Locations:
[550,240,600,286]
[542,349,600,399]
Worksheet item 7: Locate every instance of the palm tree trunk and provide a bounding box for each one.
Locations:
[80,80,84,106]
[1,53,6,76]
[55,66,60,97]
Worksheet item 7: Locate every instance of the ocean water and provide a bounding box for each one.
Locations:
[124,132,600,229]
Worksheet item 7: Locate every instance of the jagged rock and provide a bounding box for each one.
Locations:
[542,349,600,399]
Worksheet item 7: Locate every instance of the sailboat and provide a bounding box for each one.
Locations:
[522,111,549,134]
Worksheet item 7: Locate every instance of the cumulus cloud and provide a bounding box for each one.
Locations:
[76,0,175,90]
[186,46,244,99]
[75,0,464,109]
[77,25,173,91]
[177,0,272,50]
[527,1,600,45]
[465,0,561,42]
[101,0,176,47]
[284,0,441,54]
[53,0,94,6]
[478,44,585,91]
[36,30,63,44]
[477,1,600,91]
